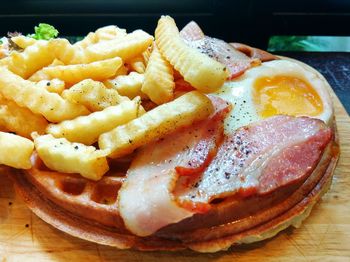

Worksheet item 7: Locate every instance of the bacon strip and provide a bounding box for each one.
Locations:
[179,21,205,41]
[230,42,277,62]
[118,97,230,236]
[119,114,332,237]
[180,22,259,80]
[175,116,332,204]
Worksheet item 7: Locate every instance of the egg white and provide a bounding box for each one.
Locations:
[213,59,334,134]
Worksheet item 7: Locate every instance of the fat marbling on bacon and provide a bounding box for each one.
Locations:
[118,96,332,237]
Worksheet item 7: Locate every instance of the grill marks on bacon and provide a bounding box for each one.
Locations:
[179,22,260,80]
[118,98,230,237]
[175,116,332,205]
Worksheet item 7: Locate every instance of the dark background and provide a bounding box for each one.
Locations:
[1,0,350,48]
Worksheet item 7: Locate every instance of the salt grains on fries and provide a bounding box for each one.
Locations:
[36,79,65,94]
[0,67,89,122]
[141,44,175,104]
[29,57,122,84]
[155,16,228,93]
[99,91,214,158]
[47,99,142,145]
[0,132,33,169]
[104,72,145,99]
[0,17,229,181]
[33,133,109,180]
[62,79,129,111]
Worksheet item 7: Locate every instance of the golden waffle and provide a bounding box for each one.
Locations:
[8,128,339,252]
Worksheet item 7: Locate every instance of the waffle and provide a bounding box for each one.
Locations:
[8,127,339,252]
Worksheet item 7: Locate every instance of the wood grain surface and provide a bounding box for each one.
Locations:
[0,90,349,262]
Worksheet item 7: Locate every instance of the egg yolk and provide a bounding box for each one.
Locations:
[253,75,323,118]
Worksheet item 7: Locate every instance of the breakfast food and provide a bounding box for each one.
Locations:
[0,16,339,253]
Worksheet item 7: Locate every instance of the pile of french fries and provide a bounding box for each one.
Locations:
[0,16,227,180]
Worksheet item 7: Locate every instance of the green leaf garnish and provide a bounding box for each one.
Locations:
[28,23,59,40]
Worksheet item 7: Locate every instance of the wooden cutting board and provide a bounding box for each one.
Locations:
[0,90,349,262]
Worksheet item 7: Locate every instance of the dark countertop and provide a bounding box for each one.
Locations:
[277,52,350,114]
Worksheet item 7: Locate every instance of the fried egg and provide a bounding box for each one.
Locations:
[213,59,333,134]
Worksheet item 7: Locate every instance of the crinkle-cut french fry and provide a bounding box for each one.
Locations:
[104,72,145,99]
[28,69,46,81]
[142,47,152,65]
[85,30,153,62]
[2,40,55,79]
[36,79,65,94]
[73,26,126,49]
[95,25,127,41]
[50,38,87,64]
[33,133,109,181]
[141,44,175,104]
[49,59,65,67]
[0,67,89,122]
[155,16,228,93]
[0,95,48,138]
[62,79,129,112]
[128,56,146,73]
[11,35,37,49]
[99,91,214,158]
[47,99,141,145]
[29,57,122,84]
[73,32,97,49]
[0,131,33,169]
[115,64,129,76]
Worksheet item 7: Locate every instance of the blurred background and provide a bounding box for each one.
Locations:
[1,0,350,50]
[1,0,349,110]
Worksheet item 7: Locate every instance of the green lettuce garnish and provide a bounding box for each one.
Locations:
[28,23,59,40]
